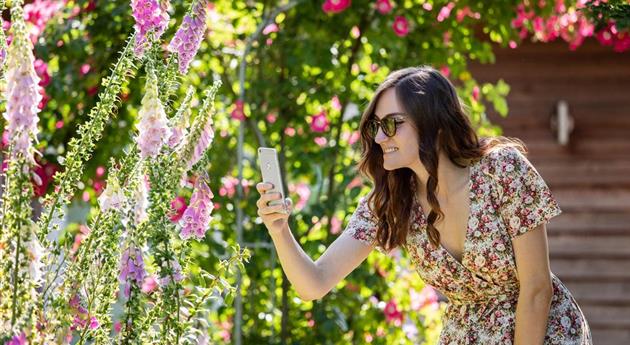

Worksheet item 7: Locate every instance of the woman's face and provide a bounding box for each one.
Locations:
[372,88,421,171]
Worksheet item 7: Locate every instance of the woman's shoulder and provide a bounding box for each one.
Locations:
[477,138,529,173]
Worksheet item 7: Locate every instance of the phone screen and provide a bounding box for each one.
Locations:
[258,147,285,207]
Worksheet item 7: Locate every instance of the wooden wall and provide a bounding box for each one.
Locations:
[469,37,630,345]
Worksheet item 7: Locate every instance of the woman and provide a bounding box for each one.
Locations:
[256,66,591,344]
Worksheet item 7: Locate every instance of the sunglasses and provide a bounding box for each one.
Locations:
[366,114,406,138]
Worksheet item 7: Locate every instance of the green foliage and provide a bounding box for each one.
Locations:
[582,0,630,31]
[4,0,590,343]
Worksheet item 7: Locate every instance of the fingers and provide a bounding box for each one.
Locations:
[256,182,273,193]
[257,203,286,216]
[256,191,283,208]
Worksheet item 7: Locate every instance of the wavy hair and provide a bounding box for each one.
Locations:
[357,66,525,251]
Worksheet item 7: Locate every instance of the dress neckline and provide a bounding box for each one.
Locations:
[413,159,478,268]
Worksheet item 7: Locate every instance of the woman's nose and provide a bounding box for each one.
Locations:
[373,126,388,144]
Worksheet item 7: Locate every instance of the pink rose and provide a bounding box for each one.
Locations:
[322,0,351,14]
[392,16,409,37]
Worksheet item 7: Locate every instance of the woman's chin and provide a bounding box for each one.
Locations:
[382,161,399,171]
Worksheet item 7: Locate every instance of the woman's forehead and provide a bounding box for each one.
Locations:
[374,88,404,119]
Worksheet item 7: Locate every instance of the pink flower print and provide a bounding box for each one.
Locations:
[310,110,329,132]
[375,0,392,15]
[322,0,351,14]
[392,16,409,37]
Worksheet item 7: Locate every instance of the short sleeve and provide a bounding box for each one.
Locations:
[342,195,382,251]
[492,146,562,239]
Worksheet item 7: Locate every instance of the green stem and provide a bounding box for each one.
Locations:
[10,226,22,327]
[37,32,137,241]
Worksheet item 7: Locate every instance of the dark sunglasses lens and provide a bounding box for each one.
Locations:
[383,118,397,136]
[368,121,378,138]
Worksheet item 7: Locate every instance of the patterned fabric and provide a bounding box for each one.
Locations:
[343,146,592,344]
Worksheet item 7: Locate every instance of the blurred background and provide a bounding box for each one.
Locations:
[1,0,628,344]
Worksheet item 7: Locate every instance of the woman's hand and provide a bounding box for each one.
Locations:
[256,182,293,236]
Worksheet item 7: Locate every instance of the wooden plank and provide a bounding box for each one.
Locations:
[581,305,630,329]
[500,137,630,159]
[549,235,630,259]
[472,60,630,82]
[489,104,630,129]
[551,259,630,282]
[547,212,630,235]
[591,329,630,345]
[561,281,630,307]
[553,190,630,212]
[535,161,630,188]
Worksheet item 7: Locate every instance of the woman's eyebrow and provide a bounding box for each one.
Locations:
[374,112,406,120]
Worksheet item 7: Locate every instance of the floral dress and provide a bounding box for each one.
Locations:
[343,146,592,344]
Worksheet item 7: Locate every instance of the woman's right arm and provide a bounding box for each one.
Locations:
[257,182,374,301]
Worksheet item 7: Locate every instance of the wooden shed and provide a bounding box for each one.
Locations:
[470,38,630,345]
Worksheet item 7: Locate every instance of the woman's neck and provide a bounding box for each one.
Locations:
[411,152,469,200]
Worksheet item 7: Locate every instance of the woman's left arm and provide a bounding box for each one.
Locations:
[512,222,554,345]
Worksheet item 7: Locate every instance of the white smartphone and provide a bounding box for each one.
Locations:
[258,147,286,209]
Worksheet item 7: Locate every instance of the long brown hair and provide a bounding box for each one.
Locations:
[357,66,524,251]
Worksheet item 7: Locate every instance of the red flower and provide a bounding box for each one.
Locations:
[310,110,329,133]
[392,16,409,37]
[32,162,58,197]
[472,85,480,102]
[322,0,351,14]
[34,59,51,87]
[230,99,246,121]
[87,85,99,97]
[170,196,188,222]
[384,299,404,325]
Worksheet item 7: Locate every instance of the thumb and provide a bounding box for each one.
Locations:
[284,197,293,211]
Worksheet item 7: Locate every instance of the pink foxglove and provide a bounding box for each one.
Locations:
[131,0,170,56]
[136,69,171,158]
[119,246,146,298]
[180,176,214,240]
[168,0,208,73]
[3,6,42,164]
